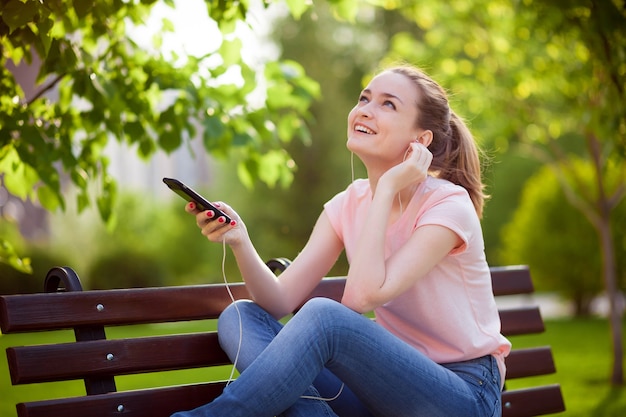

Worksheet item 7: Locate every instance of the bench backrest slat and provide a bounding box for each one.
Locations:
[0,285,251,333]
[499,307,545,336]
[489,266,534,296]
[1,266,534,333]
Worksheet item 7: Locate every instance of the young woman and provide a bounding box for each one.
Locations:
[171,65,511,417]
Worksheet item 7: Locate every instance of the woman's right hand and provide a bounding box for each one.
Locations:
[185,201,247,247]
[381,142,433,194]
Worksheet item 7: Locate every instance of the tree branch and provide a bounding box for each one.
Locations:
[520,141,601,229]
[591,0,624,99]
[25,72,66,106]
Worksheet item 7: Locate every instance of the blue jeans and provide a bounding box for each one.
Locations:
[171,297,502,417]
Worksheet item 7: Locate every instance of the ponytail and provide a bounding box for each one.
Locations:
[438,112,487,218]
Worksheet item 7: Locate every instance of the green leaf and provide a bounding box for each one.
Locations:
[70,168,89,189]
[217,18,236,34]
[0,148,38,199]
[257,150,289,188]
[36,16,54,56]
[37,184,63,212]
[158,107,182,152]
[203,115,226,143]
[72,0,94,19]
[284,0,311,20]
[1,0,39,33]
[219,37,243,67]
[328,0,358,22]
[76,191,90,213]
[237,159,255,189]
[267,82,296,109]
[96,176,117,223]
[232,132,252,147]
[161,17,175,32]
[0,238,32,274]
[158,129,182,153]
[124,120,147,143]
[277,113,301,143]
[138,137,156,158]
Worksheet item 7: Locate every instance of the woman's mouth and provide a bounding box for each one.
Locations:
[354,124,375,135]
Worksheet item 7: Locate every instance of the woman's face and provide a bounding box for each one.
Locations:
[347,71,423,165]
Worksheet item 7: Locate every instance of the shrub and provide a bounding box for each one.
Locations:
[87,249,167,290]
[0,247,72,294]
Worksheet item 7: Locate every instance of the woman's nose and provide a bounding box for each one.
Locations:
[356,104,372,118]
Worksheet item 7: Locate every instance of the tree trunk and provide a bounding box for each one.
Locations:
[598,215,624,385]
[586,132,624,385]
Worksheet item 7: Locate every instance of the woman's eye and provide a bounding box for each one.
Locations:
[358,95,369,103]
[383,100,396,110]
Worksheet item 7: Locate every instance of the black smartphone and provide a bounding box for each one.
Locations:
[163,177,232,224]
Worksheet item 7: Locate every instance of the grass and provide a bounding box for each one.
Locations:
[507,318,626,416]
[1,318,626,416]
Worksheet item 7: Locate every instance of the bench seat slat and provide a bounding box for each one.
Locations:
[16,382,228,417]
[8,333,229,385]
[504,347,556,379]
[14,382,565,417]
[502,384,566,417]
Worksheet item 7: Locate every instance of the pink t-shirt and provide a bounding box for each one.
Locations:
[323,177,511,386]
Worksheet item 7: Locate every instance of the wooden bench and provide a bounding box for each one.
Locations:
[0,262,565,417]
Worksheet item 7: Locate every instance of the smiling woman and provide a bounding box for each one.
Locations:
[169,63,510,417]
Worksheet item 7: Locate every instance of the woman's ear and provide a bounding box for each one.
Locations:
[417,130,433,147]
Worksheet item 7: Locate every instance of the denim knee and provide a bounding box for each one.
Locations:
[217,300,254,355]
[298,297,343,316]
[219,299,254,332]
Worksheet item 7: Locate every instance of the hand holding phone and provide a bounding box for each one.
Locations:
[163,177,232,225]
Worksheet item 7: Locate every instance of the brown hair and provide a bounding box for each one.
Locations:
[388,66,488,218]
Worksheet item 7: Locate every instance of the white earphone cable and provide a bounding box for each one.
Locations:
[222,237,243,385]
[220,233,344,402]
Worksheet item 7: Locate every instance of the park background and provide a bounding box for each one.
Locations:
[1,0,625,416]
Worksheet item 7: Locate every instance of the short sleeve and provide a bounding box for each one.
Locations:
[323,188,348,243]
[416,185,478,255]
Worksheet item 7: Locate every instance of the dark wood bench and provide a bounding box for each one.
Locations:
[0,262,565,417]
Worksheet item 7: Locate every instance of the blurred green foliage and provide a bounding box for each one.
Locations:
[0,0,326,268]
[500,160,626,315]
[0,246,71,294]
[1,0,624,321]
[44,191,238,290]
